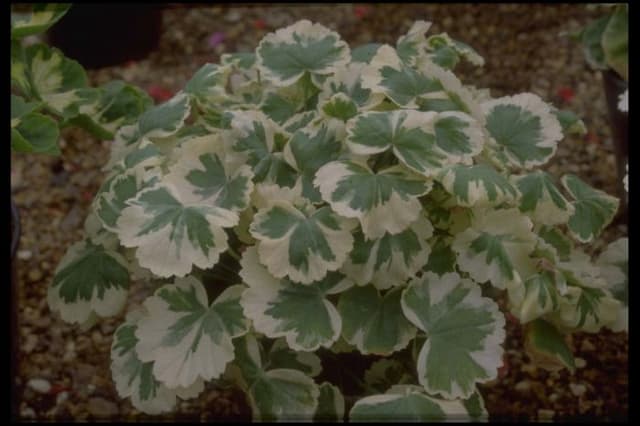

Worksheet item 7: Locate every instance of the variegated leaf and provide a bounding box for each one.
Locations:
[423,236,457,276]
[452,208,536,289]
[165,134,254,208]
[111,310,205,414]
[315,160,432,239]
[342,214,433,289]
[11,3,70,39]
[11,96,60,155]
[65,80,153,140]
[415,59,485,123]
[338,285,417,355]
[320,62,384,110]
[553,109,587,136]
[596,237,628,332]
[249,201,356,284]
[314,382,345,422]
[21,43,91,116]
[284,123,344,202]
[227,110,298,188]
[116,183,237,278]
[512,171,574,226]
[549,286,621,333]
[94,168,161,232]
[346,110,453,177]
[396,20,432,66]
[239,247,349,351]
[425,33,485,68]
[184,63,231,104]
[361,44,443,108]
[137,93,191,139]
[401,273,505,399]
[437,164,518,207]
[506,270,565,324]
[350,385,487,421]
[562,174,619,243]
[256,20,350,87]
[482,93,563,169]
[266,339,322,377]
[363,359,414,394]
[523,319,575,373]
[135,277,249,389]
[48,238,128,326]
[232,334,320,421]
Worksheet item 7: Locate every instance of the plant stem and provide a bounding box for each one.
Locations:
[226,246,241,261]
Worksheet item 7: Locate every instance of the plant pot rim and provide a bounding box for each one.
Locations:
[11,198,20,259]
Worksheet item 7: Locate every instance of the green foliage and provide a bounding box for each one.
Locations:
[47,18,626,421]
[10,4,152,155]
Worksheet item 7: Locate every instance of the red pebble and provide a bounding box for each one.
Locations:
[354,5,370,18]
[254,18,267,30]
[586,131,600,144]
[505,312,519,324]
[147,85,174,102]
[82,190,93,202]
[498,357,509,378]
[557,86,575,103]
[48,384,70,395]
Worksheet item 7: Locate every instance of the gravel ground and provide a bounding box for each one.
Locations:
[11,4,627,421]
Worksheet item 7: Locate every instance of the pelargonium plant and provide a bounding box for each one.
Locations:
[47,19,628,421]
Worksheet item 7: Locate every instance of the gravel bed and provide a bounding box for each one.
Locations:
[11,4,627,421]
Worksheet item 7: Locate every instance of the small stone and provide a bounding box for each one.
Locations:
[575,357,587,368]
[569,383,587,397]
[27,269,43,282]
[580,339,595,352]
[21,406,36,419]
[224,10,241,22]
[549,393,559,403]
[515,380,531,393]
[27,378,51,394]
[56,391,69,405]
[88,397,119,417]
[17,250,32,260]
[538,409,555,421]
[87,383,96,395]
[22,334,38,353]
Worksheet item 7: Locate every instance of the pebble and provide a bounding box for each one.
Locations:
[580,339,596,352]
[515,380,532,393]
[21,406,36,419]
[537,409,555,421]
[27,269,43,283]
[17,250,32,260]
[570,383,587,397]
[575,357,587,368]
[56,391,69,405]
[27,378,51,394]
[88,397,119,417]
[22,334,38,353]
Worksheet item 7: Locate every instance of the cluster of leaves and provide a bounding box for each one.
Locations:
[11,4,152,155]
[578,3,628,82]
[47,19,627,420]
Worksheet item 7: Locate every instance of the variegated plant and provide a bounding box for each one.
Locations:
[11,4,152,155]
[48,19,627,421]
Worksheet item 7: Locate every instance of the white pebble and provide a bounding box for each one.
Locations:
[27,378,51,394]
[569,383,587,397]
[575,357,587,368]
[21,406,36,418]
[56,391,69,405]
[17,250,32,260]
[87,383,96,394]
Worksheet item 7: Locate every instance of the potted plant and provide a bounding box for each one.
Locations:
[576,4,628,218]
[25,16,627,420]
[10,4,153,420]
[46,3,163,69]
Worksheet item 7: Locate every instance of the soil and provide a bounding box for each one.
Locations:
[11,4,627,422]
